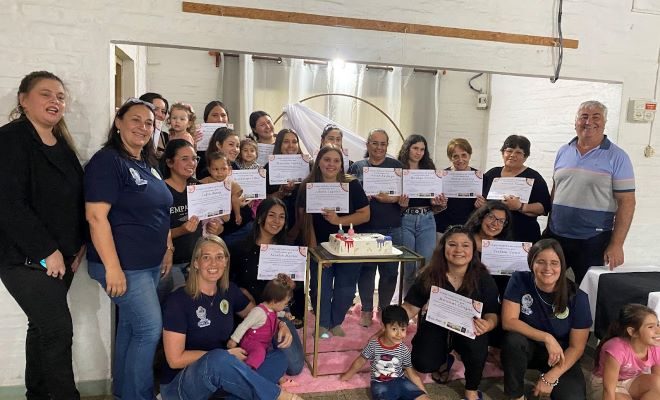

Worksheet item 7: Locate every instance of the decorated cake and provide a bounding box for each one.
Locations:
[328,224,393,256]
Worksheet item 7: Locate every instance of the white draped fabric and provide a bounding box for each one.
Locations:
[216,55,443,156]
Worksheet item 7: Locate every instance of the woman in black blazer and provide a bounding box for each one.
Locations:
[0,71,86,400]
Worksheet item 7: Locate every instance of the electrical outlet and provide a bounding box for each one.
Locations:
[644,145,655,158]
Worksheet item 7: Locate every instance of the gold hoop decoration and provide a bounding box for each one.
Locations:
[273,93,404,141]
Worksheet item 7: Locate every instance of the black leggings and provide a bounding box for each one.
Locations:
[0,262,79,400]
[411,319,489,391]
[501,331,586,400]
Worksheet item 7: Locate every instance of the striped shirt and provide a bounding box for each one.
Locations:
[550,136,635,239]
[361,337,412,382]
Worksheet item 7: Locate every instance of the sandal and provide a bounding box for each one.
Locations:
[279,378,299,389]
[431,353,455,384]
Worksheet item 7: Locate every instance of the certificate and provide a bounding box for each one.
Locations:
[257,245,308,282]
[313,147,350,172]
[257,143,275,166]
[402,169,443,198]
[486,177,535,203]
[268,154,311,185]
[441,170,483,198]
[426,286,482,339]
[187,181,232,219]
[481,239,532,275]
[198,123,233,151]
[305,182,350,213]
[362,167,402,196]
[229,168,267,200]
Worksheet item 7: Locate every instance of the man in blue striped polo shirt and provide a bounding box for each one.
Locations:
[545,100,636,284]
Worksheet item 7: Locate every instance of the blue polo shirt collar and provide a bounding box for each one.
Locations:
[568,135,612,150]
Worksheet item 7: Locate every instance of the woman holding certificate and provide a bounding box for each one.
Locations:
[296,145,370,338]
[160,235,302,400]
[196,100,230,178]
[0,71,86,399]
[266,128,306,233]
[85,98,174,400]
[402,225,499,400]
[501,239,591,400]
[206,127,254,247]
[435,138,478,237]
[476,135,551,243]
[397,134,446,297]
[230,198,305,374]
[348,129,404,327]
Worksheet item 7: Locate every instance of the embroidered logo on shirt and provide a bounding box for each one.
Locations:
[196,306,211,327]
[129,168,147,186]
[219,299,229,315]
[521,294,534,315]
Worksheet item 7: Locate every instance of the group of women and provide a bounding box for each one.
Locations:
[0,70,643,400]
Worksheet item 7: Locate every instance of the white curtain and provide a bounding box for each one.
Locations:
[217,55,443,158]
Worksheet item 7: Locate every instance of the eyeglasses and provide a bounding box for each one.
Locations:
[503,148,526,157]
[485,213,508,227]
[123,97,156,111]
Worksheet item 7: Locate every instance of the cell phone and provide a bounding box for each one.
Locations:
[39,259,47,268]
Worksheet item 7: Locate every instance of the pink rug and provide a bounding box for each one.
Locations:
[285,305,503,394]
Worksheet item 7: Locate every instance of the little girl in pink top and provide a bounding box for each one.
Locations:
[227,273,295,369]
[591,304,660,400]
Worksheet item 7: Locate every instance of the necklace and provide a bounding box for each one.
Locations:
[203,291,219,307]
[533,282,554,308]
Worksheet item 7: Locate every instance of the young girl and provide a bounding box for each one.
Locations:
[237,138,260,169]
[200,151,243,226]
[227,273,295,370]
[168,102,196,143]
[591,304,660,400]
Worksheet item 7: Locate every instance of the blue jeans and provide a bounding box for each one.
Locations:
[160,349,285,400]
[157,262,188,303]
[358,226,403,312]
[309,261,361,329]
[401,212,436,297]
[278,318,304,375]
[88,262,162,400]
[371,377,426,400]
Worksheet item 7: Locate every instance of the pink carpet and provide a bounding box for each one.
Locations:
[285,305,504,394]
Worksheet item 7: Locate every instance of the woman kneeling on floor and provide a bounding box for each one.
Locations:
[160,235,302,400]
[402,225,500,400]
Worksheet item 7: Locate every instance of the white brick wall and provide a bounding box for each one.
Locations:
[0,0,658,393]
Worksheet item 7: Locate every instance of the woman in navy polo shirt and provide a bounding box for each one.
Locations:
[160,235,301,400]
[85,98,174,400]
[501,239,592,400]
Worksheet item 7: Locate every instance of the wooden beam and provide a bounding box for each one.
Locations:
[182,2,578,49]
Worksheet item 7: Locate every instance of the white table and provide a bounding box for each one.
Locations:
[580,265,660,330]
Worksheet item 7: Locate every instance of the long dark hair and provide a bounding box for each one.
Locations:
[203,100,228,122]
[103,99,158,167]
[250,197,288,244]
[594,304,657,367]
[417,225,488,296]
[527,239,574,314]
[206,127,239,157]
[161,139,195,179]
[11,71,77,155]
[273,128,302,155]
[397,134,435,169]
[465,201,513,240]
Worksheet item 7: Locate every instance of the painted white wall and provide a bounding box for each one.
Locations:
[0,0,659,394]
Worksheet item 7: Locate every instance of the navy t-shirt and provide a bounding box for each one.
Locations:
[483,167,551,243]
[435,167,477,233]
[84,148,173,269]
[297,178,370,244]
[167,178,203,265]
[161,284,250,384]
[504,271,592,348]
[348,157,403,230]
